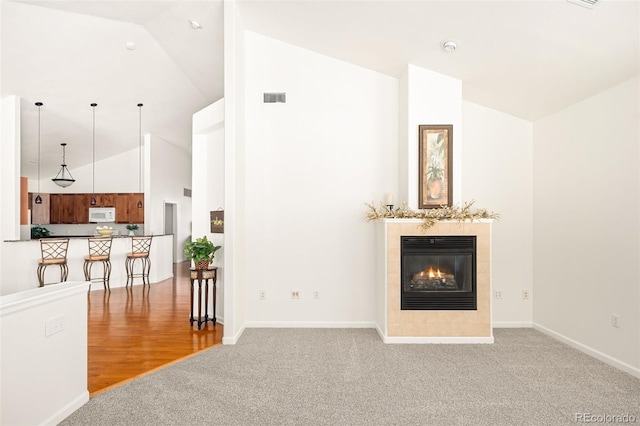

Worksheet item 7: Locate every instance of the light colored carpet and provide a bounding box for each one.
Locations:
[61,328,639,425]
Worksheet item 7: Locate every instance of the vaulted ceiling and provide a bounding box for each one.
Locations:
[2,0,638,181]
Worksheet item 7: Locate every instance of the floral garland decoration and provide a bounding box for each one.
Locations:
[365,200,500,230]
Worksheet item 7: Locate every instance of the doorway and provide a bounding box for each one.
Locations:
[163,202,179,263]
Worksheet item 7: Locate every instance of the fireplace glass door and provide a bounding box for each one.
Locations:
[401,236,476,310]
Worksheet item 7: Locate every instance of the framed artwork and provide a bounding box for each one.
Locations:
[418,124,453,209]
[210,210,224,233]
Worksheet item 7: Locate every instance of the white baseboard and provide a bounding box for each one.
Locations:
[42,390,89,426]
[151,273,173,283]
[222,323,245,345]
[244,321,376,329]
[533,322,640,379]
[493,321,533,328]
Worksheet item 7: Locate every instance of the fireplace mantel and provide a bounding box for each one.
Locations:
[375,219,493,344]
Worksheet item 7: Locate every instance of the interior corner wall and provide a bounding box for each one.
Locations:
[192,99,225,319]
[533,76,640,373]
[461,101,533,325]
[1,96,20,241]
[243,31,398,325]
[222,0,247,343]
[403,64,462,209]
[148,135,192,262]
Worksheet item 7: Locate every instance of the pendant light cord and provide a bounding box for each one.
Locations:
[36,102,41,193]
[91,103,97,196]
[138,103,143,193]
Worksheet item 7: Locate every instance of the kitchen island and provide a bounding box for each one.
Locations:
[1,234,174,296]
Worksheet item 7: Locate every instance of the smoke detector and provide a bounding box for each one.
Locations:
[567,0,600,9]
[441,41,457,52]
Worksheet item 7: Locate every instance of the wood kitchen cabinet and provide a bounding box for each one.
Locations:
[49,194,63,224]
[75,194,92,224]
[61,194,76,224]
[29,193,50,224]
[47,192,144,224]
[129,193,144,223]
[115,193,144,223]
[101,193,115,207]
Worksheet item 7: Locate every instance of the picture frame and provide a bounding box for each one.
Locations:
[418,124,453,209]
[210,210,224,233]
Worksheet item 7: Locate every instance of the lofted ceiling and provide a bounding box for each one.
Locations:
[2,0,639,182]
[2,0,224,181]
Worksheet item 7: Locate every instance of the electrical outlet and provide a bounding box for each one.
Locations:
[522,290,529,300]
[313,291,319,299]
[611,314,621,328]
[45,315,66,337]
[259,291,266,300]
[291,291,300,299]
[493,290,502,299]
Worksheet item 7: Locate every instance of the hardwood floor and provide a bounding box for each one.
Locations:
[87,261,223,396]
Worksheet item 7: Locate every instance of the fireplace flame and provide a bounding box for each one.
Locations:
[427,267,442,279]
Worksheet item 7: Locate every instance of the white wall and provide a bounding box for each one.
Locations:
[222,1,247,343]
[1,281,89,425]
[400,65,462,209]
[242,31,398,326]
[462,101,533,325]
[533,76,640,374]
[148,134,192,261]
[1,96,20,241]
[192,99,225,320]
[31,145,140,195]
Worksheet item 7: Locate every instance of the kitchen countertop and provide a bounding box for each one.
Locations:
[4,234,171,242]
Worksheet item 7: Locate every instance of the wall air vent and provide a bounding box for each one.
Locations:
[184,188,192,197]
[567,0,600,9]
[263,92,286,103]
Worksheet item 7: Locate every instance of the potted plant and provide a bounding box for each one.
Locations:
[426,162,444,199]
[126,224,139,236]
[31,226,50,239]
[184,236,221,270]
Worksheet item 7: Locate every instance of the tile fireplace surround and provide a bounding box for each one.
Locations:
[375,219,493,344]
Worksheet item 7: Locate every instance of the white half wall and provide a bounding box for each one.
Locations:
[242,31,398,325]
[462,101,533,325]
[1,281,89,425]
[533,76,640,372]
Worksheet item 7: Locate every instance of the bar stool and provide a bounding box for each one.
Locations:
[125,236,153,287]
[83,236,113,292]
[37,238,69,287]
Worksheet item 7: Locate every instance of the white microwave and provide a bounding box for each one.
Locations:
[89,207,116,223]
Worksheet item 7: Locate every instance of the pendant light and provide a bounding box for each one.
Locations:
[90,103,98,205]
[137,103,143,208]
[52,142,75,187]
[34,102,43,204]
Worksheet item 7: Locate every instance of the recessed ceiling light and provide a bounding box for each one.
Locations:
[441,41,457,52]
[125,42,136,51]
[189,20,203,30]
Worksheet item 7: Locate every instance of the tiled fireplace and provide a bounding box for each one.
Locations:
[375,219,493,343]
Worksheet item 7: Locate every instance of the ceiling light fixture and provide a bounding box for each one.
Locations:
[52,142,75,188]
[189,19,202,30]
[34,102,43,205]
[125,42,137,51]
[441,40,457,52]
[90,103,98,206]
[137,103,144,208]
